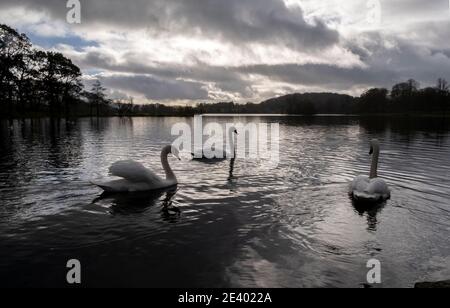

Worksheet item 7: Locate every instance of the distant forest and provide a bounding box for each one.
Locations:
[1,24,449,119]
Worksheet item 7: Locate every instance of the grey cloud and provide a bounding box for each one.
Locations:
[108,90,132,101]
[0,0,339,50]
[238,63,399,91]
[405,20,450,50]
[354,32,450,86]
[72,50,254,97]
[77,31,450,99]
[381,0,449,21]
[3,0,449,100]
[241,33,450,92]
[99,74,209,101]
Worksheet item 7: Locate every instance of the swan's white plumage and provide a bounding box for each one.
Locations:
[92,179,158,193]
[350,140,390,202]
[351,176,390,201]
[109,160,162,184]
[92,145,178,193]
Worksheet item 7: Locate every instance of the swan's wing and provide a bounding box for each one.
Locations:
[91,179,156,193]
[351,175,369,193]
[91,179,133,193]
[367,178,391,197]
[109,160,162,183]
[353,178,390,201]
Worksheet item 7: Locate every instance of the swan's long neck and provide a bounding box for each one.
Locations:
[370,144,380,179]
[228,127,236,158]
[161,146,177,183]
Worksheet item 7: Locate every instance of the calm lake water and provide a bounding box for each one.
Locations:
[0,116,449,288]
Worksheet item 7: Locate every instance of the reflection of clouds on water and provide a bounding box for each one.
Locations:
[226,247,282,288]
[419,256,450,282]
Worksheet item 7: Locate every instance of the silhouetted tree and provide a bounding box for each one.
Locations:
[437,78,449,92]
[391,79,419,99]
[90,80,108,117]
[360,88,389,113]
[117,97,134,117]
[37,51,82,116]
[0,24,32,117]
[14,50,42,113]
[391,79,420,112]
[436,78,449,114]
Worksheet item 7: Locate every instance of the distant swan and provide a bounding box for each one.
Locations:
[192,127,238,160]
[350,139,391,202]
[92,145,180,193]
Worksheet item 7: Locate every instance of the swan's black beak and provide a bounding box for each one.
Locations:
[369,146,374,155]
[234,130,238,135]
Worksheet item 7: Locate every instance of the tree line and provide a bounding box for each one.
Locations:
[358,78,450,115]
[1,23,449,118]
[0,24,112,118]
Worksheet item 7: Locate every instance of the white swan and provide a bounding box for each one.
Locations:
[350,139,391,202]
[92,145,180,193]
[192,127,238,160]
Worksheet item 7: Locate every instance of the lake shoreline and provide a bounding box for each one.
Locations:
[2,113,450,120]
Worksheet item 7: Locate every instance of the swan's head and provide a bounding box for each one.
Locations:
[229,126,238,135]
[369,139,380,155]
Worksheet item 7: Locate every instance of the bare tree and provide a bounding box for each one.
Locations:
[437,78,449,93]
[436,78,450,115]
[90,80,107,117]
[117,97,134,117]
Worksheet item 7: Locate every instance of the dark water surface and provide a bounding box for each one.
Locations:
[0,116,449,287]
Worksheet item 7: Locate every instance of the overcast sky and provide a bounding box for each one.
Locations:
[1,0,450,104]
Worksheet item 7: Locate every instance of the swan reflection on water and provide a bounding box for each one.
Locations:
[351,198,387,232]
[92,187,180,219]
[228,156,236,181]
